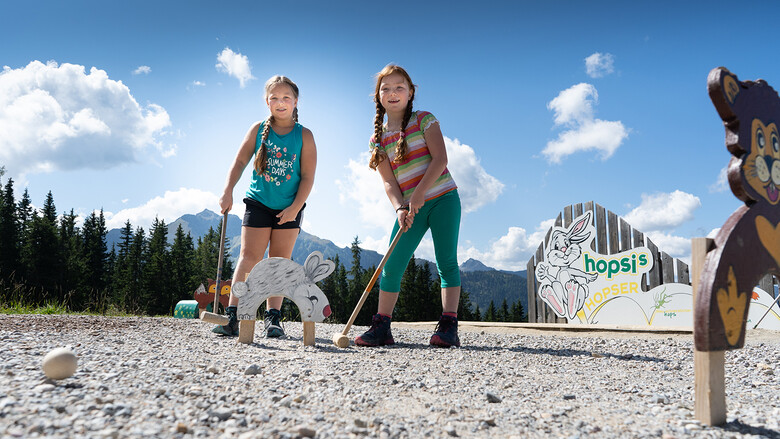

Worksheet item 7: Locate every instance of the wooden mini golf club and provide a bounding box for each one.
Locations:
[200,212,230,326]
[333,229,404,348]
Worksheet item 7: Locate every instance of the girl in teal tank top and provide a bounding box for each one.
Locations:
[213,75,318,338]
[246,121,303,210]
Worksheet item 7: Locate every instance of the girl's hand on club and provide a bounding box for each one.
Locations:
[398,209,413,231]
[219,193,233,215]
[409,191,425,217]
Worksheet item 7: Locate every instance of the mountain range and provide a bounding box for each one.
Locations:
[106,209,527,314]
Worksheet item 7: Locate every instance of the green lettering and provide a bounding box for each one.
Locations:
[608,260,620,279]
[584,253,596,272]
[621,257,631,273]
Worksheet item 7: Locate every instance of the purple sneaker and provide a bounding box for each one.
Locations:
[430,315,460,347]
[355,314,394,347]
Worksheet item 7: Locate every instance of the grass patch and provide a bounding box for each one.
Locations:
[0,300,138,317]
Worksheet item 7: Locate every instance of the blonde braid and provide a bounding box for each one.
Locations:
[368,102,387,170]
[253,116,274,174]
[392,99,414,164]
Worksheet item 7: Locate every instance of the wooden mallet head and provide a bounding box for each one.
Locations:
[200,310,229,326]
[332,332,350,348]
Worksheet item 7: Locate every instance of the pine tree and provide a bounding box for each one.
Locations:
[319,254,339,321]
[500,298,510,322]
[333,257,350,323]
[418,262,439,321]
[395,256,420,321]
[144,217,171,315]
[0,178,21,280]
[58,210,82,308]
[510,299,526,322]
[485,301,497,322]
[347,237,369,325]
[170,224,197,306]
[125,227,147,313]
[21,192,60,302]
[218,217,234,281]
[457,288,477,321]
[110,220,134,309]
[194,226,220,284]
[16,189,34,260]
[79,210,109,311]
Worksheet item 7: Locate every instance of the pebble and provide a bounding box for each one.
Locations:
[486,392,502,403]
[2,314,780,438]
[244,364,261,375]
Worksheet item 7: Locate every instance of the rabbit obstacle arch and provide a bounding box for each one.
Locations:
[232,251,335,345]
[525,201,693,324]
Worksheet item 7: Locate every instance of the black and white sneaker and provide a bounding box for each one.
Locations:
[264,308,285,338]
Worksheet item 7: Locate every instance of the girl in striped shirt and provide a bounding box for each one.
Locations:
[355,64,462,348]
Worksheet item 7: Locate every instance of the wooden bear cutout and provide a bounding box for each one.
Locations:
[194,279,231,312]
[696,67,780,351]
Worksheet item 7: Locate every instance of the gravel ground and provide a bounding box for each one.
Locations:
[2,314,780,439]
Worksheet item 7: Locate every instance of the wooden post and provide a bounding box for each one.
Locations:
[303,321,315,346]
[692,237,727,426]
[238,320,255,345]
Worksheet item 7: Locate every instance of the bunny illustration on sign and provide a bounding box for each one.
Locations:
[231,251,334,344]
[535,211,599,319]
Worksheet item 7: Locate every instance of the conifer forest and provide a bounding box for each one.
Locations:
[0,167,524,326]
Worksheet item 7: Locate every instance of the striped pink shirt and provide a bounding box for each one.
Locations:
[369,111,457,202]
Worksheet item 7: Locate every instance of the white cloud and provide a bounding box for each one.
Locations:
[709,165,729,193]
[623,190,701,232]
[0,61,172,177]
[104,187,224,230]
[543,83,628,163]
[645,231,691,259]
[192,80,205,87]
[460,219,555,271]
[543,119,628,163]
[336,137,503,232]
[336,152,392,230]
[585,52,615,78]
[132,65,151,75]
[548,83,597,125]
[442,137,504,213]
[216,48,254,88]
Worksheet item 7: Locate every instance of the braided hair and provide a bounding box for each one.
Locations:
[254,75,300,174]
[368,65,416,170]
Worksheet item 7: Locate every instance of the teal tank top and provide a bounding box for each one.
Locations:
[245,121,303,210]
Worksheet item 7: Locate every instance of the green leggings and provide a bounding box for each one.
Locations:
[380,190,461,292]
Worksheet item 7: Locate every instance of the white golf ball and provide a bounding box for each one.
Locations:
[42,347,77,380]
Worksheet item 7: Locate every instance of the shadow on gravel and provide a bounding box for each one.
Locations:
[237,337,371,353]
[340,342,666,363]
[719,420,780,438]
[461,345,667,363]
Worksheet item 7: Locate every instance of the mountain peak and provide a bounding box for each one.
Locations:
[460,258,494,272]
[195,209,220,219]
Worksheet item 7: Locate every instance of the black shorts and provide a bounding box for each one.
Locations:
[243,197,304,229]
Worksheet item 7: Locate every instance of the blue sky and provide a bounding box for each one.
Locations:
[2,0,778,270]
